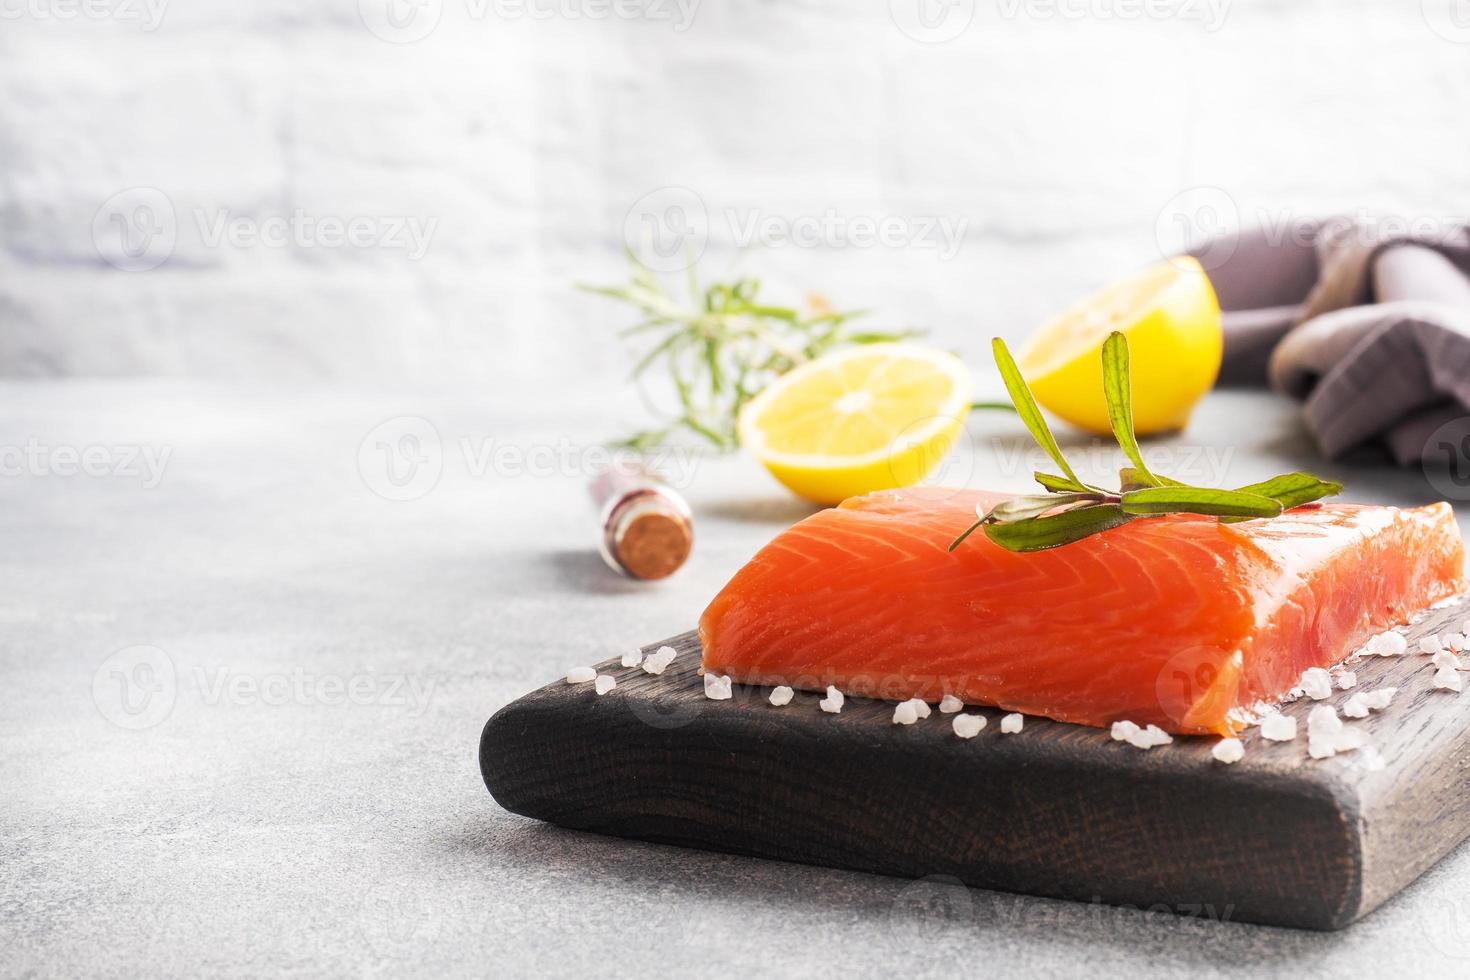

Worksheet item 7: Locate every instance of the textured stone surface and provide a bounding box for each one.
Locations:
[2,2,1469,382]
[6,381,1470,976]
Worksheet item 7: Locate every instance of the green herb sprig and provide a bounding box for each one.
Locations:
[950,332,1342,553]
[582,252,918,451]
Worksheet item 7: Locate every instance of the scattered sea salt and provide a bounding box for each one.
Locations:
[566,666,596,684]
[908,699,933,720]
[1111,720,1140,742]
[641,646,677,675]
[1300,668,1334,701]
[621,648,644,668]
[1358,747,1387,772]
[1418,634,1444,655]
[1367,631,1407,657]
[1433,666,1465,693]
[1306,705,1368,759]
[595,674,617,695]
[1000,713,1024,734]
[1260,713,1297,742]
[1361,687,1397,711]
[939,695,964,714]
[1307,705,1341,738]
[819,686,845,714]
[703,673,732,700]
[1212,738,1244,764]
[1337,671,1357,691]
[892,701,920,726]
[953,714,986,739]
[769,686,794,707]
[1433,649,1463,671]
[1342,694,1370,719]
[1446,633,1468,652]
[1126,725,1173,750]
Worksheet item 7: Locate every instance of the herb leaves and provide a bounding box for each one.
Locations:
[950,332,1342,553]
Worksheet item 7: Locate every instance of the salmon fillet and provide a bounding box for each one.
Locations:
[699,487,1466,736]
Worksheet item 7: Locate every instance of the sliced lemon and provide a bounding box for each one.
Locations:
[1017,256,1222,436]
[738,344,974,506]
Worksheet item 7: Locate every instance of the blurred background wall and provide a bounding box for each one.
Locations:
[1,0,1467,388]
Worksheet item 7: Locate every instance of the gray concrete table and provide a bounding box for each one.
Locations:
[6,381,1470,978]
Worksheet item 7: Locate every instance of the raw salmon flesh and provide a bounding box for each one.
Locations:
[699,488,1466,736]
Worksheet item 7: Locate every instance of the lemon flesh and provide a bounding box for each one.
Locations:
[738,344,974,506]
[1016,256,1223,436]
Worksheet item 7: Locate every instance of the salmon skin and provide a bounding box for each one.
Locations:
[699,487,1466,736]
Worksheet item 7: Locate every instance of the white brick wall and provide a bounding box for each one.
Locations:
[1,0,1468,384]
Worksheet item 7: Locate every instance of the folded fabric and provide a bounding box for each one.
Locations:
[1194,217,1470,464]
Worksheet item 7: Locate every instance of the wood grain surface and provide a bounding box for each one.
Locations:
[480,599,1470,931]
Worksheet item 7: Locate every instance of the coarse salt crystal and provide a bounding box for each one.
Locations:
[1433,666,1465,692]
[1337,671,1357,690]
[1361,687,1397,711]
[952,714,986,739]
[939,695,964,714]
[641,646,677,675]
[566,666,596,684]
[1126,724,1173,750]
[703,673,732,700]
[819,686,845,714]
[908,698,933,720]
[1359,747,1387,772]
[1212,738,1244,764]
[1342,694,1370,719]
[769,686,794,707]
[1419,634,1444,655]
[1307,704,1342,738]
[1260,713,1297,741]
[621,648,644,668]
[1446,633,1468,652]
[1000,713,1024,734]
[1300,667,1333,701]
[892,701,920,725]
[595,674,617,695]
[1111,720,1140,742]
[1433,650,1462,671]
[1368,631,1407,657]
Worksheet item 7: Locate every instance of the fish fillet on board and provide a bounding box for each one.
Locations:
[699,488,1465,736]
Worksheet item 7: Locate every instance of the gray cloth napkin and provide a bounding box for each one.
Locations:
[1196,218,1470,464]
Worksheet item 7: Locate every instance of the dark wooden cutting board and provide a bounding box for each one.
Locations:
[480,600,1470,930]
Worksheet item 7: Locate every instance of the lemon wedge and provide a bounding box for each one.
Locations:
[1016,256,1222,436]
[738,344,974,505]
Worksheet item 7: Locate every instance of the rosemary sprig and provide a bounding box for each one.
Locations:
[582,252,918,451]
[950,331,1343,553]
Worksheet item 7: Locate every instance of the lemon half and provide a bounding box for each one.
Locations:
[738,344,974,505]
[1016,256,1222,436]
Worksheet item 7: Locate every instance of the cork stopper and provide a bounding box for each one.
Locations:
[615,508,694,580]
